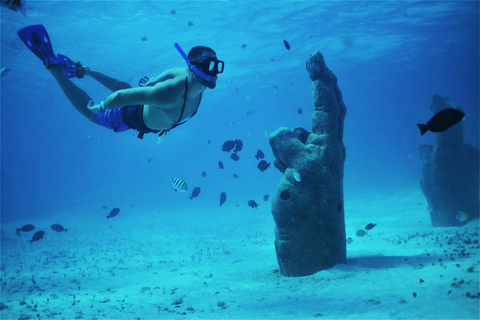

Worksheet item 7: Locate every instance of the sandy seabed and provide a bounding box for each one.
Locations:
[1,190,479,319]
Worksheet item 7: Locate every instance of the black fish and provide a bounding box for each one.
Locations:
[222,140,235,152]
[141,36,147,41]
[1,0,26,16]
[218,161,224,169]
[233,174,239,179]
[255,149,265,160]
[417,108,465,135]
[231,153,240,161]
[234,139,243,152]
[365,223,376,230]
[190,187,201,200]
[298,107,303,114]
[283,40,291,50]
[201,171,207,178]
[247,200,259,208]
[257,160,271,172]
[16,224,35,236]
[29,231,45,244]
[107,208,120,219]
[50,224,67,232]
[241,44,247,49]
[219,192,226,206]
[263,194,269,201]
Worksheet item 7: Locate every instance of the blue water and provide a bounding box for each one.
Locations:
[1,2,479,319]
[1,1,478,222]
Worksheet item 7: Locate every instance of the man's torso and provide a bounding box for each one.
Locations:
[142,71,201,130]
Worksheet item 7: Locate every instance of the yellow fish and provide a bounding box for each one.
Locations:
[456,211,468,222]
[356,229,366,237]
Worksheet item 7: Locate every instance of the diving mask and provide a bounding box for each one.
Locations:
[174,43,224,82]
[190,58,224,76]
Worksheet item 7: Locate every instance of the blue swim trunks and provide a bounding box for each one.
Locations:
[93,105,161,139]
[93,107,131,132]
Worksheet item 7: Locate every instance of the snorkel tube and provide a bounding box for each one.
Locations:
[174,43,216,82]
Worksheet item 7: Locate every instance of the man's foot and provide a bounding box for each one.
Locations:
[74,61,86,79]
[44,58,86,79]
[44,59,60,71]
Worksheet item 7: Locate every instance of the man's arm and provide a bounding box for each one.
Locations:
[87,69,186,114]
[102,78,183,110]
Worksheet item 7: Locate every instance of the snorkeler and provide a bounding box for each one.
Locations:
[17,25,224,140]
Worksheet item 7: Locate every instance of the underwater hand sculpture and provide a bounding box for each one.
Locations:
[417,95,479,227]
[269,52,347,277]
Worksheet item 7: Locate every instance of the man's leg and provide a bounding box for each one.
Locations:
[83,67,132,92]
[50,67,95,122]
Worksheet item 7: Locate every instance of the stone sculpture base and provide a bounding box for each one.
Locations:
[269,52,346,277]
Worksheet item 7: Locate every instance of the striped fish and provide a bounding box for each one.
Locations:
[292,171,301,182]
[0,67,11,79]
[170,177,187,192]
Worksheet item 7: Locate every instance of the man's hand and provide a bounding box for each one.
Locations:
[138,76,150,87]
[87,100,106,113]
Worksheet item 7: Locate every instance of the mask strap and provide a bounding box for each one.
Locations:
[174,43,215,82]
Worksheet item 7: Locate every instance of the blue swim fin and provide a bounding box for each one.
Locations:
[17,25,82,78]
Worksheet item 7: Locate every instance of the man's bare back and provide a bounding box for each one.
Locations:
[118,68,205,130]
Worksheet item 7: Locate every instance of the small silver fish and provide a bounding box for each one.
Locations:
[292,171,301,182]
[0,67,11,79]
[157,134,165,145]
[171,177,187,192]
